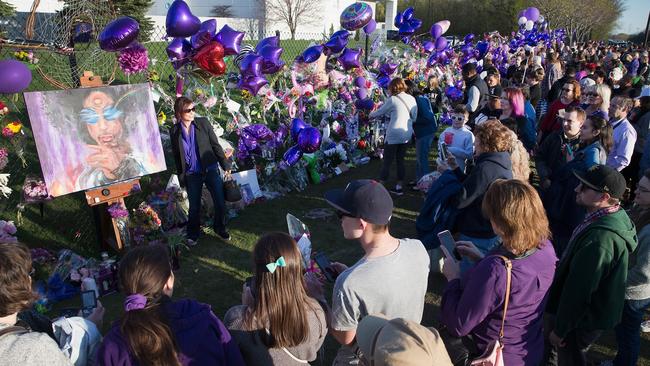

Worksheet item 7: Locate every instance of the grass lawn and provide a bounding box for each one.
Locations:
[45,148,650,365]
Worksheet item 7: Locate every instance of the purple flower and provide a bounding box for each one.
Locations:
[117,43,149,75]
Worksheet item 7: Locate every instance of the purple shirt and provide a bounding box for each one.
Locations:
[606,117,637,171]
[181,123,202,174]
[97,299,245,366]
[440,241,558,366]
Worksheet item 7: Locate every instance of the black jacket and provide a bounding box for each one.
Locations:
[534,130,581,182]
[171,117,231,186]
[546,75,572,103]
[452,152,513,238]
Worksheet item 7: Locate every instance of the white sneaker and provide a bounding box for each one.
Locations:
[641,320,650,333]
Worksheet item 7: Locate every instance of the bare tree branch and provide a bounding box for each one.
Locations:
[266,0,321,39]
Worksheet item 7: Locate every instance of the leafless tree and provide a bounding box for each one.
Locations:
[212,5,233,18]
[266,0,321,39]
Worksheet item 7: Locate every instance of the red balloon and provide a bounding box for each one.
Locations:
[193,41,226,76]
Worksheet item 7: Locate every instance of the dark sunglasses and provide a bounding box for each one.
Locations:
[183,107,196,113]
[562,88,573,92]
[336,211,355,219]
[451,116,465,122]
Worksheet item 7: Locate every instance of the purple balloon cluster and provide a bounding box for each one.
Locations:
[283,118,322,165]
[394,7,422,44]
[299,30,362,71]
[237,124,289,161]
[353,76,374,111]
[237,36,285,95]
[375,62,398,89]
[97,17,150,75]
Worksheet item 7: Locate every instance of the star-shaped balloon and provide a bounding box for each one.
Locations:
[213,24,245,56]
[338,48,362,70]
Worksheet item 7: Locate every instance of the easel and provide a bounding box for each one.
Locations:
[80,72,138,251]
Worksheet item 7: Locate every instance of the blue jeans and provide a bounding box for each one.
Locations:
[458,233,500,274]
[613,298,650,366]
[415,134,434,180]
[185,169,226,240]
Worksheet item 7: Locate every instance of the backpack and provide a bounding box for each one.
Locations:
[416,170,463,250]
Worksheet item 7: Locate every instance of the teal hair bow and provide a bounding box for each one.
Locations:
[266,256,286,273]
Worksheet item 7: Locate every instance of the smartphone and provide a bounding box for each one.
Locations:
[81,290,97,317]
[437,230,461,261]
[440,143,448,161]
[313,252,336,283]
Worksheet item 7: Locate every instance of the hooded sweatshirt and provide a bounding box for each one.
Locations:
[97,299,245,366]
[452,152,513,238]
[546,209,638,338]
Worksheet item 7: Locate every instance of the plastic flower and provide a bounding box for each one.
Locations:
[117,43,149,75]
[157,111,167,126]
[6,122,21,134]
[2,127,13,138]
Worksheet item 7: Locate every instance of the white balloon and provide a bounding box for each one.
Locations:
[435,20,451,34]
[537,15,545,24]
[518,16,528,26]
[525,20,534,31]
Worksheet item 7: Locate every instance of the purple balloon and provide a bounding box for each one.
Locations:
[476,41,489,59]
[274,124,289,147]
[239,54,263,77]
[340,2,373,31]
[245,124,274,140]
[355,98,375,110]
[290,118,307,141]
[214,24,245,56]
[363,19,376,35]
[237,75,268,95]
[283,145,303,165]
[430,24,443,40]
[332,30,351,39]
[464,33,475,44]
[355,88,368,99]
[191,19,217,50]
[379,62,398,76]
[99,16,140,52]
[376,75,391,88]
[324,35,348,55]
[394,12,404,28]
[258,45,284,74]
[435,37,448,51]
[409,19,423,31]
[301,45,324,63]
[403,7,414,21]
[354,76,366,88]
[524,7,540,22]
[423,41,435,53]
[399,24,415,36]
[166,0,200,37]
[166,37,192,70]
[427,53,437,67]
[339,47,362,70]
[297,127,321,153]
[255,36,280,53]
[0,59,32,94]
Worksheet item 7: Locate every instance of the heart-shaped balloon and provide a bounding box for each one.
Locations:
[166,38,193,70]
[237,75,268,95]
[297,127,322,153]
[214,24,245,56]
[339,47,362,70]
[193,41,226,76]
[99,16,140,52]
[255,36,280,52]
[166,0,200,37]
[191,19,217,50]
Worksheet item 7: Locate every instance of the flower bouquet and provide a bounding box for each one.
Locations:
[129,202,163,245]
[22,176,52,203]
[0,220,17,243]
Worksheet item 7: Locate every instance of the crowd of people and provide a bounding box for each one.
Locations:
[2,41,650,366]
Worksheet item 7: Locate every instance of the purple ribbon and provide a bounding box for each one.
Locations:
[124,294,147,312]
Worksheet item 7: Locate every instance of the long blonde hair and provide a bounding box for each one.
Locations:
[505,130,531,182]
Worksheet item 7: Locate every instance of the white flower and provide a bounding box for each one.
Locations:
[0,174,11,198]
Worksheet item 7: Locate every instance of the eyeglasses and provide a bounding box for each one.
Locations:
[562,88,573,92]
[79,106,123,125]
[183,107,196,113]
[451,116,465,122]
[336,211,355,220]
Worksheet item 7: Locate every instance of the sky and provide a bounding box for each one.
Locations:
[614,0,650,34]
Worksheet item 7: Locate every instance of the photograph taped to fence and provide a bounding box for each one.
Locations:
[25,84,166,197]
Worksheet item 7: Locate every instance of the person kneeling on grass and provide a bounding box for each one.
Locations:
[97,245,244,366]
[224,232,327,366]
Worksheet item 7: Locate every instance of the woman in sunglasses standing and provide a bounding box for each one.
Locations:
[538,80,581,143]
[171,97,232,246]
[583,83,612,121]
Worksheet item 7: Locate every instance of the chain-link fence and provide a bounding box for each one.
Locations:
[0,15,378,254]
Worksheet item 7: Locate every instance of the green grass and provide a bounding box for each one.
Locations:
[46,150,650,365]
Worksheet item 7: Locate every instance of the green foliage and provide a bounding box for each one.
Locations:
[329,23,335,37]
[0,0,15,18]
[112,0,155,42]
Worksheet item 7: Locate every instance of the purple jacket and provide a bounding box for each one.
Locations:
[97,299,245,366]
[440,241,557,366]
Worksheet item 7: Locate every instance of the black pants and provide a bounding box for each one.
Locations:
[545,328,603,366]
[380,143,407,182]
[621,151,642,202]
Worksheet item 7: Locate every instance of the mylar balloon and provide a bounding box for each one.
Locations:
[166,0,200,37]
[363,19,376,34]
[354,76,366,88]
[258,45,284,74]
[237,75,268,95]
[301,45,324,63]
[297,127,322,153]
[423,41,435,53]
[355,87,368,99]
[283,145,303,165]
[190,19,217,50]
[239,53,263,77]
[430,24,443,40]
[340,2,373,31]
[435,20,451,34]
[255,36,280,52]
[324,35,349,55]
[166,38,192,70]
[193,41,226,76]
[0,59,32,94]
[379,62,399,76]
[332,30,351,40]
[99,17,140,52]
[338,47,362,70]
[402,7,414,21]
[464,33,475,44]
[435,37,448,51]
[213,24,245,56]
[476,41,489,59]
[290,118,307,141]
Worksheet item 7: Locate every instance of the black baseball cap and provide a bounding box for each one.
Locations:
[324,180,393,225]
[573,165,626,200]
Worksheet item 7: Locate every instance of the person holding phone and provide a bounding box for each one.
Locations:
[223,232,327,366]
[439,179,557,366]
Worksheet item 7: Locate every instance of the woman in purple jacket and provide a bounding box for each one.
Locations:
[439,179,558,366]
[97,245,245,366]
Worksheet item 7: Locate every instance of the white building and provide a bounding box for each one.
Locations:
[6,0,379,40]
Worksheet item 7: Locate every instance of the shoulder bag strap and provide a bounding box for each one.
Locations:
[264,328,309,364]
[0,325,28,338]
[494,255,512,340]
[395,95,416,120]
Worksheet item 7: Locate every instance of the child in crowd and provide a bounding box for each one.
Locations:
[439,105,475,173]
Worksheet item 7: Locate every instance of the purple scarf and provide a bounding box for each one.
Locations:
[181,123,201,174]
